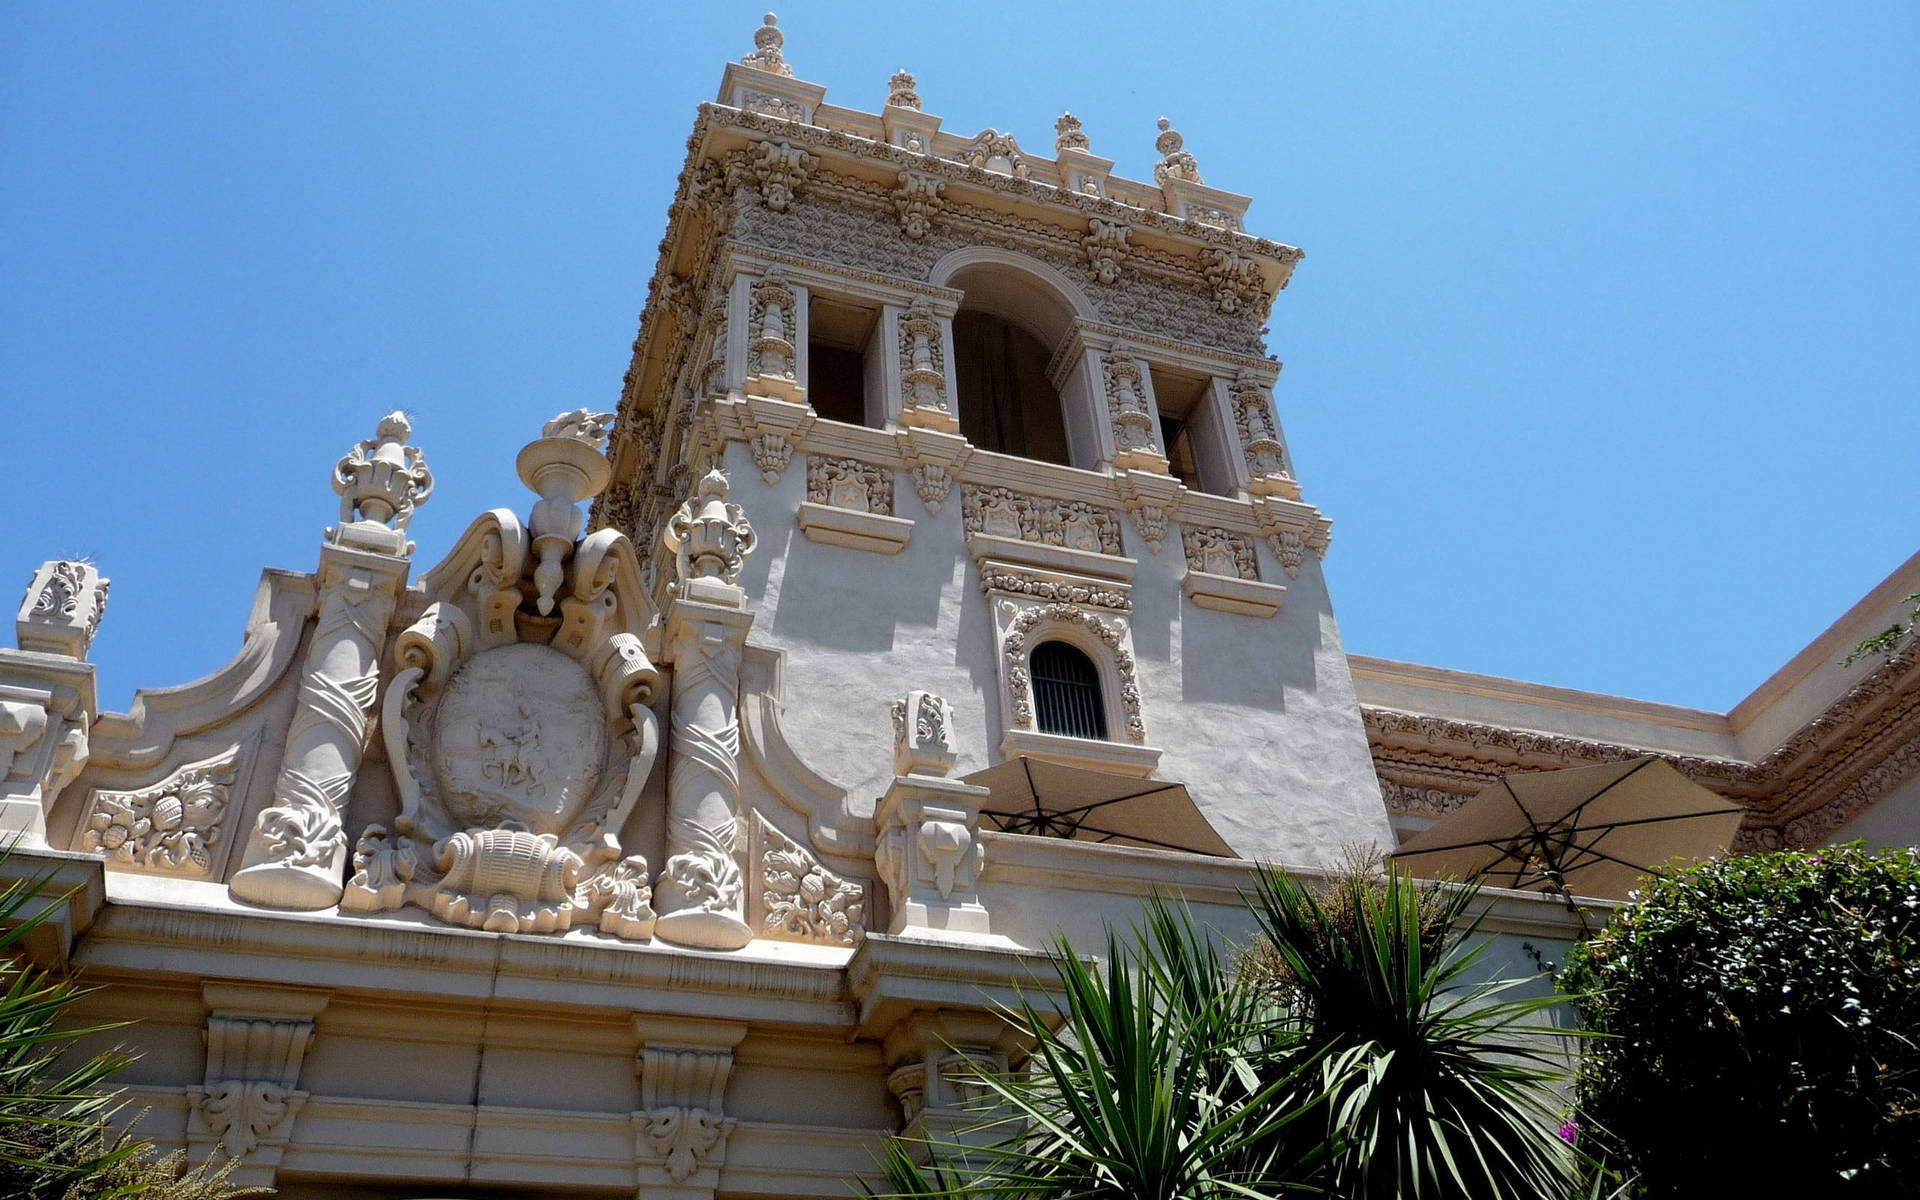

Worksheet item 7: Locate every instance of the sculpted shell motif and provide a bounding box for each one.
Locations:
[431,643,607,835]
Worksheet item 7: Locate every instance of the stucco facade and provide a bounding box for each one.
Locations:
[0,15,1911,1199]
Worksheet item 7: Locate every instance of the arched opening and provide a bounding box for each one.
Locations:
[1030,641,1108,741]
[940,255,1084,467]
[953,310,1069,464]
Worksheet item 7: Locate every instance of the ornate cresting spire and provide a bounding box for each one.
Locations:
[740,12,792,77]
[1153,116,1204,186]
[231,413,427,910]
[1054,111,1091,154]
[887,69,921,111]
[331,411,432,554]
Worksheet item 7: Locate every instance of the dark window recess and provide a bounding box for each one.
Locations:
[807,342,867,425]
[1030,641,1108,741]
[1161,413,1202,492]
[952,310,1071,465]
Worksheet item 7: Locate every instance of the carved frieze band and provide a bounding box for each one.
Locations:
[806,455,894,515]
[961,485,1123,556]
[79,748,239,877]
[979,565,1130,612]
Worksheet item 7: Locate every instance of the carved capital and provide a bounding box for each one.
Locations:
[17,560,109,659]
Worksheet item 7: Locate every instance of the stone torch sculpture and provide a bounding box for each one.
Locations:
[230,413,431,910]
[653,467,759,950]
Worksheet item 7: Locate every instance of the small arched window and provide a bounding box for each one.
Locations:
[1031,641,1108,741]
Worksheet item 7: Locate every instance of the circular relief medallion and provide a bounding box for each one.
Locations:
[432,642,606,835]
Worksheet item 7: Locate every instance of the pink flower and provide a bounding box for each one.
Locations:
[1557,1120,1579,1144]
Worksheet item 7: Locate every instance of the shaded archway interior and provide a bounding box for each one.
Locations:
[949,263,1074,466]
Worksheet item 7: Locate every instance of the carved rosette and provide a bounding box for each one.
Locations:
[1101,347,1164,471]
[80,749,237,877]
[961,485,1123,556]
[339,415,664,941]
[745,271,801,401]
[806,455,893,515]
[998,600,1147,744]
[896,298,952,427]
[754,812,864,946]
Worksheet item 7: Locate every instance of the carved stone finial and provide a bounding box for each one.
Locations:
[518,411,616,616]
[17,560,109,659]
[1055,111,1091,154]
[331,411,433,555]
[891,690,957,778]
[1153,116,1204,186]
[741,12,792,77]
[887,69,920,111]
[664,467,757,596]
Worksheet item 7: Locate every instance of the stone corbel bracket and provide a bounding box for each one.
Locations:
[632,1016,747,1192]
[186,982,331,1190]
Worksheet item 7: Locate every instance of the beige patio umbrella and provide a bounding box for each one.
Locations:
[963,757,1237,857]
[1389,756,1746,904]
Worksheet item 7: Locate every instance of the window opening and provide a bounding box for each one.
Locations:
[1148,365,1218,495]
[807,294,879,427]
[953,310,1070,465]
[1031,641,1108,741]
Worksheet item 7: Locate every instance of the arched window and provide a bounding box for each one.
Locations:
[1030,641,1108,740]
[953,310,1071,465]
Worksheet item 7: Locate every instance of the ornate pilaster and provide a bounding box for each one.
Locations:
[744,270,803,403]
[895,296,956,431]
[655,468,757,950]
[186,983,330,1189]
[1100,344,1167,473]
[632,1017,745,1198]
[875,692,988,936]
[1228,370,1299,498]
[0,560,105,845]
[230,414,429,911]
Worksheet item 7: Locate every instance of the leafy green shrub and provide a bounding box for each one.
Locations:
[1559,844,1920,1197]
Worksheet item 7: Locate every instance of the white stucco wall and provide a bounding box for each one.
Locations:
[724,439,1391,871]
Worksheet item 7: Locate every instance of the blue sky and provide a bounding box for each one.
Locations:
[3,3,1915,714]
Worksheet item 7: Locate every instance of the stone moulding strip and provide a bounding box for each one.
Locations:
[1363,636,1920,849]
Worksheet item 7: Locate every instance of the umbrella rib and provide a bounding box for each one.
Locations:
[1037,784,1180,822]
[1083,827,1210,854]
[1558,755,1662,827]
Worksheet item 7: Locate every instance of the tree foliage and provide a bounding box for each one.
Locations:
[1559,844,1920,1197]
[874,863,1578,1200]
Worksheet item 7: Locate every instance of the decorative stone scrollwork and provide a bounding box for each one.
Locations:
[1268,528,1307,579]
[340,414,664,941]
[739,12,792,77]
[897,297,951,426]
[1102,346,1162,469]
[886,68,920,111]
[1084,218,1130,285]
[739,89,805,123]
[330,411,433,554]
[755,812,864,946]
[1001,602,1146,744]
[749,140,817,214]
[749,432,794,484]
[805,455,893,515]
[745,270,800,398]
[1153,117,1203,186]
[636,1042,739,1185]
[667,467,758,590]
[186,992,328,1184]
[1127,503,1169,554]
[1203,247,1266,316]
[891,689,957,777]
[891,170,944,240]
[1228,371,1295,495]
[958,130,1030,178]
[961,485,1123,556]
[978,566,1130,612]
[1182,526,1260,581]
[18,559,109,659]
[910,462,952,514]
[1055,111,1091,153]
[81,749,236,877]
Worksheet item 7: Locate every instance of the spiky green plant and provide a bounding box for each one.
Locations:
[1249,865,1577,1200]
